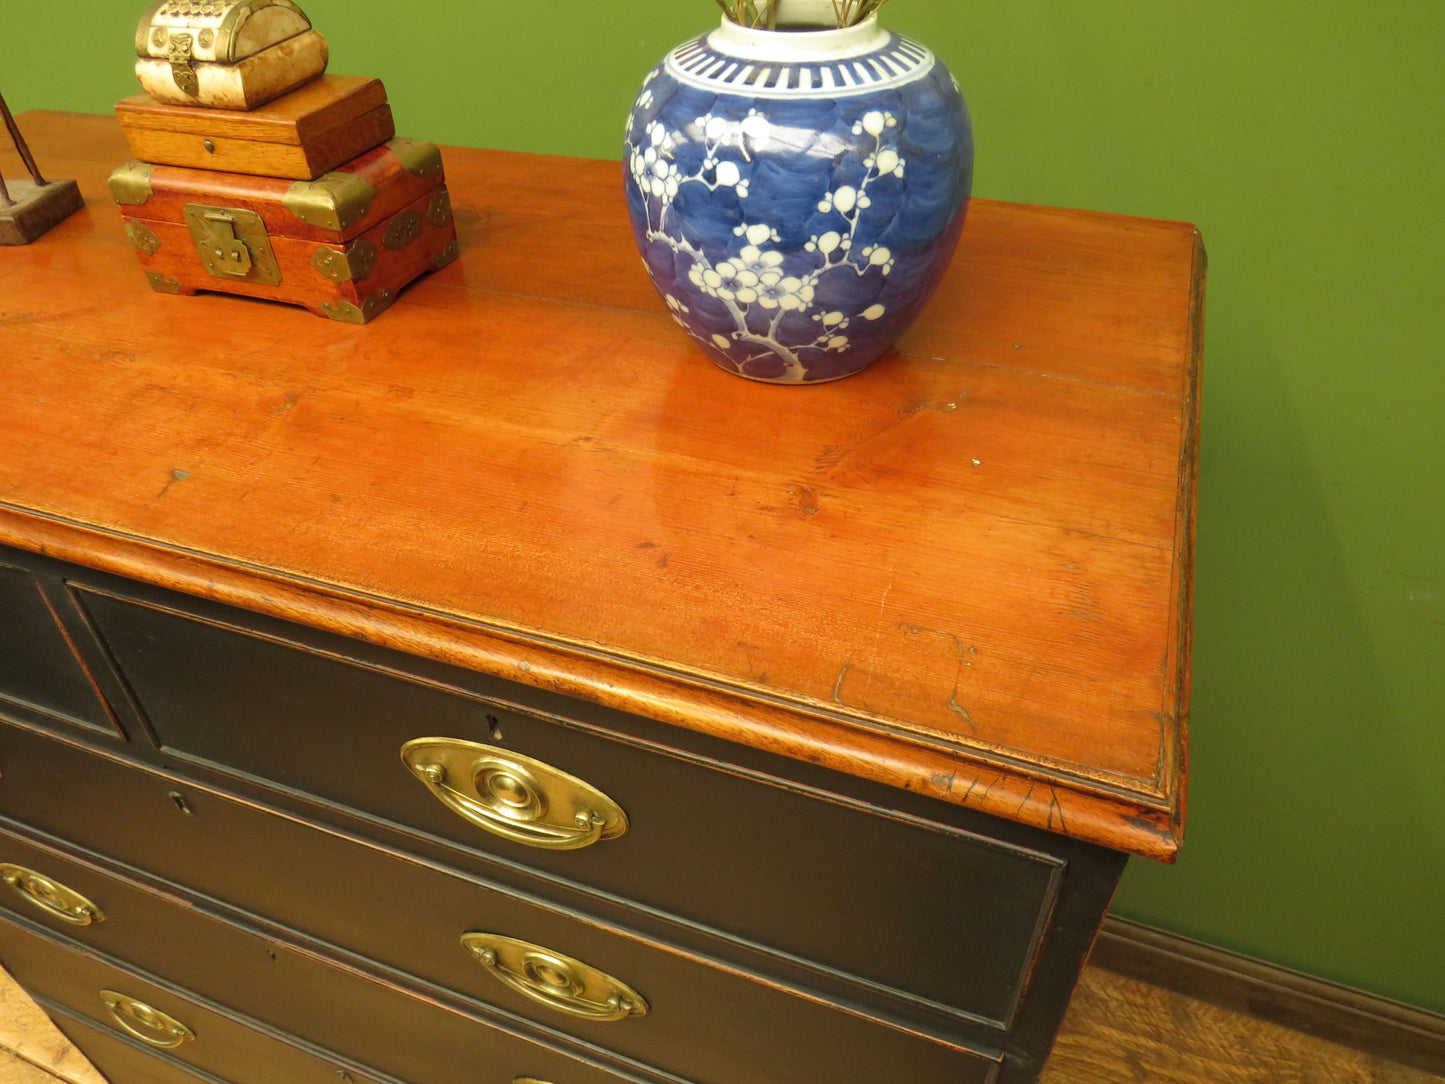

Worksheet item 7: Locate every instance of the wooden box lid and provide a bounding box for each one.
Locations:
[115,75,392,179]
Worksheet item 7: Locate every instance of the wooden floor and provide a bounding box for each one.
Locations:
[0,964,103,1084]
[0,962,1438,1084]
[1044,968,1443,1084]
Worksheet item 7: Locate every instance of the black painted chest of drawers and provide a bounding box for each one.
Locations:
[0,115,1199,1084]
[0,543,1126,1084]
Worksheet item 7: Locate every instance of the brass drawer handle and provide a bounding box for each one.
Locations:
[401,738,627,851]
[100,991,195,1049]
[0,864,105,926]
[461,933,648,1022]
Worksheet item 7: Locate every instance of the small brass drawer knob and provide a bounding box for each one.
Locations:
[461,933,648,1022]
[100,991,195,1049]
[400,738,628,851]
[0,864,105,926]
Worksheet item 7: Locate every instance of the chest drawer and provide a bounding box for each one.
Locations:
[46,1006,224,1084]
[0,913,391,1084]
[0,560,117,738]
[48,1006,242,1084]
[0,905,670,1084]
[76,583,1065,1030]
[0,729,1004,1084]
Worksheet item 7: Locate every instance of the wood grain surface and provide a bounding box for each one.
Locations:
[0,113,1201,859]
[114,77,386,144]
[0,967,103,1084]
[1093,917,1445,1076]
[116,104,394,180]
[1047,968,1443,1084]
[116,76,391,180]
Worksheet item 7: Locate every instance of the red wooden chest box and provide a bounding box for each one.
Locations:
[108,137,457,323]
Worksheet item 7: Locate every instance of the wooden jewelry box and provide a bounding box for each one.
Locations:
[115,75,394,181]
[109,138,458,322]
[134,0,326,109]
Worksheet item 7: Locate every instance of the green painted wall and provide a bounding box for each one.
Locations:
[5,1,1442,1015]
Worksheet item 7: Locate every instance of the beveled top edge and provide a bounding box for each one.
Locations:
[0,506,1185,860]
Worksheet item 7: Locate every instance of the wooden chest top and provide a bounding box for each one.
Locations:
[0,112,1201,860]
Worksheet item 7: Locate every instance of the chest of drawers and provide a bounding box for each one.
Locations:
[0,113,1200,1084]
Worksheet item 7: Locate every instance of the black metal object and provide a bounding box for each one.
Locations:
[0,90,83,244]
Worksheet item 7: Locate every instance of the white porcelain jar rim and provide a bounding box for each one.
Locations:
[710,11,889,64]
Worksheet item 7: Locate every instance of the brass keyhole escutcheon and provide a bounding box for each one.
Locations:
[0,865,104,926]
[401,738,627,851]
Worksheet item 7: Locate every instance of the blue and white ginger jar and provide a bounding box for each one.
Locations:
[624,4,973,383]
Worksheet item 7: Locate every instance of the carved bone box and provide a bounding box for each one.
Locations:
[134,0,327,109]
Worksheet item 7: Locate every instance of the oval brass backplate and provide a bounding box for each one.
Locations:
[461,933,648,1022]
[0,864,104,926]
[100,991,195,1049]
[400,738,627,850]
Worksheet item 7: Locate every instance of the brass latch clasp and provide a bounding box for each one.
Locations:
[201,210,252,277]
[183,203,282,285]
[167,32,200,98]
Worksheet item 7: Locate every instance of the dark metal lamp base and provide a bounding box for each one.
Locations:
[0,178,83,245]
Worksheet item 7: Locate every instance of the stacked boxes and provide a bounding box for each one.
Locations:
[109,0,458,323]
